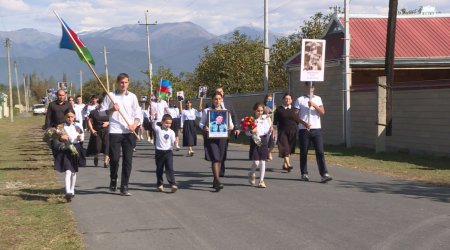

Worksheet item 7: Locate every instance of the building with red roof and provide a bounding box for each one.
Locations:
[285,12,450,156]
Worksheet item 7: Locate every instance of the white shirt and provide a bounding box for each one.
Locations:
[294,95,323,129]
[83,104,97,118]
[72,103,85,129]
[255,117,271,136]
[181,108,201,128]
[64,123,84,144]
[152,100,168,122]
[152,122,175,150]
[168,107,180,119]
[100,91,141,134]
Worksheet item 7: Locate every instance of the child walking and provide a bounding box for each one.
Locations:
[53,109,85,202]
[152,114,178,193]
[248,103,273,188]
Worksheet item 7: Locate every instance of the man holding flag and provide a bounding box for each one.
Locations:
[100,73,141,196]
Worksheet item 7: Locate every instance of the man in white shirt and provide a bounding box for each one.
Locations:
[294,82,332,183]
[73,95,85,129]
[100,73,141,196]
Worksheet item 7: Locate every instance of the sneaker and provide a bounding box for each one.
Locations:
[133,148,136,152]
[175,145,180,151]
[120,186,131,196]
[300,174,309,182]
[321,173,333,183]
[258,181,266,188]
[171,185,178,193]
[147,137,151,143]
[140,134,144,140]
[157,185,165,192]
[248,172,256,186]
[149,139,154,145]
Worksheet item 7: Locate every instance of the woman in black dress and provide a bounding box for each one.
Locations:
[86,99,110,168]
[199,93,233,191]
[273,93,300,172]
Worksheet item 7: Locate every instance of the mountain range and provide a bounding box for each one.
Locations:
[0,22,281,87]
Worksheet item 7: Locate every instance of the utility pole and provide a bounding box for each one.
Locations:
[139,10,157,95]
[385,0,398,136]
[14,61,22,112]
[344,0,351,147]
[101,46,110,92]
[263,0,269,94]
[23,76,28,112]
[5,38,13,122]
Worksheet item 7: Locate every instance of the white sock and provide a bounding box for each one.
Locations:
[65,170,72,194]
[259,161,266,181]
[70,172,77,195]
[251,160,259,174]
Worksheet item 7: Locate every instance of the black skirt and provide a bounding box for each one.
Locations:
[53,142,85,173]
[277,128,297,158]
[204,132,228,162]
[182,120,197,146]
[143,117,152,131]
[86,128,110,156]
[249,135,269,161]
[171,118,181,135]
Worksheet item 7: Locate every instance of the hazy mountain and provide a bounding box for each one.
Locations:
[0,22,280,87]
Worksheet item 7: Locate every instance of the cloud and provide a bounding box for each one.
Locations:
[0,0,31,12]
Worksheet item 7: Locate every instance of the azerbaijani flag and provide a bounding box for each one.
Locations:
[59,19,95,66]
[158,79,172,99]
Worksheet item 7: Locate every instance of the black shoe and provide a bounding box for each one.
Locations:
[120,186,131,196]
[94,157,99,167]
[213,181,223,191]
[65,193,72,202]
[109,179,117,192]
[104,162,110,168]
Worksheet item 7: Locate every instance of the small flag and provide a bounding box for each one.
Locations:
[158,79,172,99]
[59,19,95,66]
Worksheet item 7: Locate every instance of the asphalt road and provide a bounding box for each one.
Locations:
[69,137,450,250]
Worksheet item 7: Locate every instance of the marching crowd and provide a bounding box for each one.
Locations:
[44,73,332,202]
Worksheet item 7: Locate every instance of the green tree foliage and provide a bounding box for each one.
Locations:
[193,31,265,94]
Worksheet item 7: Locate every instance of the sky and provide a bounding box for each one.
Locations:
[0,0,449,36]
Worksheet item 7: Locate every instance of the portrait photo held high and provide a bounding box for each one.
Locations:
[300,39,326,82]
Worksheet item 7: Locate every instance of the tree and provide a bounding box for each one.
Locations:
[193,31,265,94]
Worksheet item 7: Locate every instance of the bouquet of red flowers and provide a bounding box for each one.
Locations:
[240,116,257,132]
[44,126,78,156]
[240,116,262,146]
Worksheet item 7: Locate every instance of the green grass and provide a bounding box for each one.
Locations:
[0,115,83,250]
[232,133,450,186]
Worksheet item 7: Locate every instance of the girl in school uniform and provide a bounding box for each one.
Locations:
[247,102,273,188]
[199,93,233,191]
[53,108,85,202]
[180,99,202,156]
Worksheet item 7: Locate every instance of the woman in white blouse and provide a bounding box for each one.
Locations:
[180,99,202,156]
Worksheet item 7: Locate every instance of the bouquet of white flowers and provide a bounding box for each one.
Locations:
[44,126,78,156]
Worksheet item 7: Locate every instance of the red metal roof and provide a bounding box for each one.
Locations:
[341,16,450,59]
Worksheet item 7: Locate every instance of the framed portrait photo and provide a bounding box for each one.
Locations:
[207,110,229,139]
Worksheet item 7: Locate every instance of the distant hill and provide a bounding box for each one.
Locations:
[0,22,281,87]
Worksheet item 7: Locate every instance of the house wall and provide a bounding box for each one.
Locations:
[287,65,450,157]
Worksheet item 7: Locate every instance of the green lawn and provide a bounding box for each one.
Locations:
[0,115,82,250]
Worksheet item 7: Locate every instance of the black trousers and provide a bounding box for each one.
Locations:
[298,129,328,176]
[155,149,176,186]
[109,133,134,187]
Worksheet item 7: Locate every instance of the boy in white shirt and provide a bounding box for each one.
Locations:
[152,114,178,193]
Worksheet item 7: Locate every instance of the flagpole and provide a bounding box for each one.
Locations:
[54,10,139,139]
